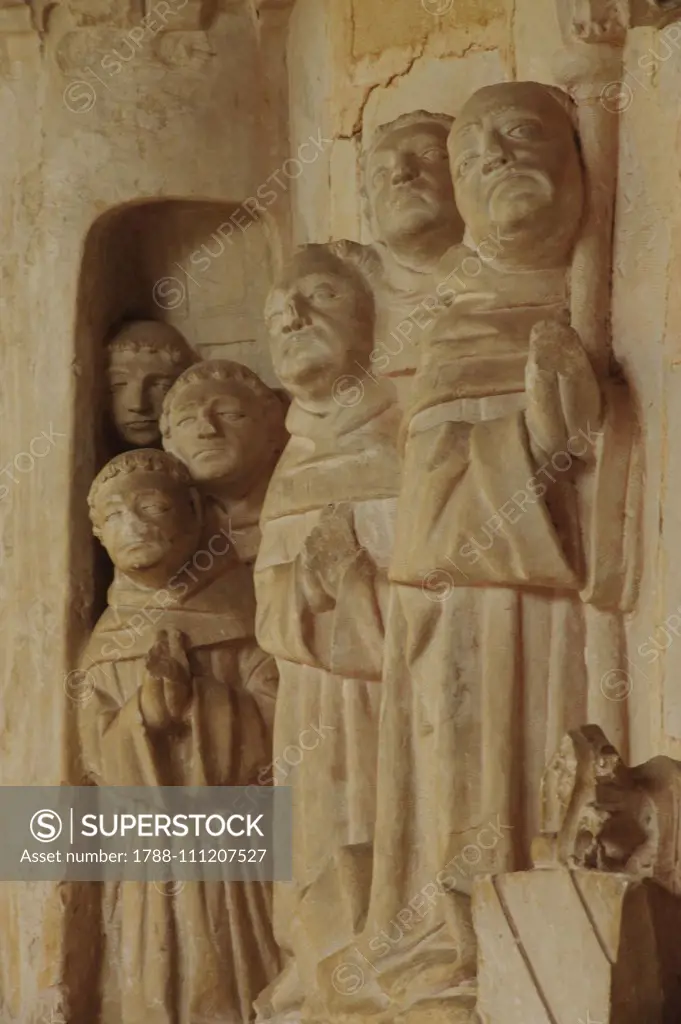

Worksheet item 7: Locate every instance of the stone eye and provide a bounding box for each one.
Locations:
[266,310,283,328]
[455,154,476,178]
[372,167,388,188]
[506,121,543,141]
[421,146,446,162]
[312,285,337,301]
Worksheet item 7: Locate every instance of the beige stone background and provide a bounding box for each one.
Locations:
[0,0,680,1019]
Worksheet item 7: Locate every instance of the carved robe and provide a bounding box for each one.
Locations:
[339,241,455,407]
[77,558,280,1024]
[201,476,274,567]
[253,381,401,1015]
[319,260,640,1017]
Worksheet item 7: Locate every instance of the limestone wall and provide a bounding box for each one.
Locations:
[0,3,297,1018]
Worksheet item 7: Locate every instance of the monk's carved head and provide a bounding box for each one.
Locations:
[161,360,286,490]
[88,449,201,579]
[448,82,585,267]
[106,321,197,448]
[265,243,375,401]
[362,110,463,265]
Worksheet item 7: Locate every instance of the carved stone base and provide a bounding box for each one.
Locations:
[473,869,681,1024]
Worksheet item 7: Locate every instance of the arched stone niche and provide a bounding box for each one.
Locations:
[0,2,297,1019]
[66,198,280,685]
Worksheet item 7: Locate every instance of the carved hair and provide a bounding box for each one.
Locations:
[107,320,198,368]
[327,238,383,289]
[523,81,578,128]
[453,82,580,144]
[88,448,193,516]
[160,359,288,442]
[360,109,455,195]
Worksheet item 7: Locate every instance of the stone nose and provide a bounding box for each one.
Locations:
[391,153,418,184]
[281,294,311,333]
[195,407,220,436]
[126,379,151,412]
[120,511,151,540]
[480,130,509,174]
[481,151,509,174]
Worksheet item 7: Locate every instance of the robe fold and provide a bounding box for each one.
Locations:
[253,382,401,1018]
[331,240,462,408]
[76,556,280,1024]
[316,260,641,1019]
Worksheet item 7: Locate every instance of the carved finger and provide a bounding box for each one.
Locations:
[166,627,190,673]
[164,678,191,721]
[529,319,584,376]
[525,359,567,461]
[558,362,602,450]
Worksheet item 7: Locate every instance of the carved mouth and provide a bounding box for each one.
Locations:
[121,539,157,554]
[124,419,156,430]
[194,446,229,457]
[391,183,428,203]
[486,165,543,193]
[289,325,319,338]
[283,328,328,351]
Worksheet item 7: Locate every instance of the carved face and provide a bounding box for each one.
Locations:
[165,380,271,485]
[92,470,200,577]
[266,267,369,398]
[449,84,584,260]
[364,122,460,251]
[108,347,179,447]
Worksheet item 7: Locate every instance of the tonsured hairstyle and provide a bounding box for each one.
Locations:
[453,81,579,128]
[88,448,194,521]
[360,109,455,199]
[160,359,288,446]
[106,320,198,369]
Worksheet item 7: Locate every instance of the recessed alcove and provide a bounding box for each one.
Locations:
[75,198,278,383]
[67,198,279,653]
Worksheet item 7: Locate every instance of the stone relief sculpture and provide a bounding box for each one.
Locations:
[536,724,681,894]
[254,243,402,1021]
[473,725,681,1024]
[105,320,198,450]
[10,2,681,1022]
[319,82,641,1023]
[73,448,280,1024]
[354,110,464,401]
[161,359,288,565]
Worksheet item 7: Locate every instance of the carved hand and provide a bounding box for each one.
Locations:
[301,503,368,603]
[525,319,602,466]
[142,627,192,727]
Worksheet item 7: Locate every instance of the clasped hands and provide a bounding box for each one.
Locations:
[524,319,603,468]
[299,503,371,610]
[141,627,192,730]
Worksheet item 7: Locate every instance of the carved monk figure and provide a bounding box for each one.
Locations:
[106,320,197,449]
[321,83,640,1021]
[352,111,464,402]
[253,243,401,1021]
[77,449,279,1024]
[161,360,287,565]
